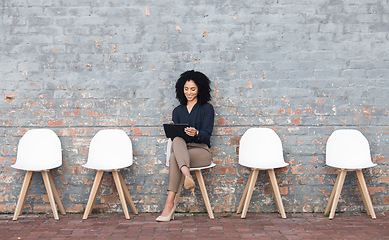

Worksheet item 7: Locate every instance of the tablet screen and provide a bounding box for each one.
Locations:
[163,124,190,139]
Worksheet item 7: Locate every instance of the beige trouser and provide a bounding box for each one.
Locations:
[168,137,212,192]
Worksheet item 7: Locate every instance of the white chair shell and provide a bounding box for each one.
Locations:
[326,129,376,170]
[83,129,133,171]
[12,129,62,171]
[239,128,288,170]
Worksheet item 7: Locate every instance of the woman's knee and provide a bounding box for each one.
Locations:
[190,151,212,168]
[172,137,186,146]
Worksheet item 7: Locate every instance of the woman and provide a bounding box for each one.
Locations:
[156,70,214,222]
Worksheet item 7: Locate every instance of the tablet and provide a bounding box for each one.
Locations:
[163,123,190,139]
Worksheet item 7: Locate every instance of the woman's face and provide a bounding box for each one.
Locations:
[184,80,198,102]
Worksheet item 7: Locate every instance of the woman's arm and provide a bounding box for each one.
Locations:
[197,104,214,144]
[172,107,178,124]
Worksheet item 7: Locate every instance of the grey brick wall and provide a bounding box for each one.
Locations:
[1,0,388,214]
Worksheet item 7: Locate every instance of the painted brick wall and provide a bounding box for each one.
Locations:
[1,0,388,214]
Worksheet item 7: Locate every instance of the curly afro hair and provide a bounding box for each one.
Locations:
[175,70,212,105]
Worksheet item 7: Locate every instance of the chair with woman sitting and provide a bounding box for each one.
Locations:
[156,70,215,222]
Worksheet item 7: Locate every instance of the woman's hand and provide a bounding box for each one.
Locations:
[185,127,198,137]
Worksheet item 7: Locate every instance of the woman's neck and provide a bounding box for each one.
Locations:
[187,98,197,106]
[186,98,197,113]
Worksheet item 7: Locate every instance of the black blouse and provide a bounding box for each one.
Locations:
[172,102,214,148]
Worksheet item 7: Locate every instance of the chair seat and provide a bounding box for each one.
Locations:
[326,162,377,170]
[239,162,289,170]
[11,163,61,171]
[82,162,131,171]
[190,162,216,171]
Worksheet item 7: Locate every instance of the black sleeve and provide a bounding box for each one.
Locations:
[197,104,214,145]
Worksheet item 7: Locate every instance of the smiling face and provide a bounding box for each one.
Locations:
[184,80,198,103]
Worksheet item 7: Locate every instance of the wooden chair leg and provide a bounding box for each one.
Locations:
[241,169,259,219]
[83,170,104,220]
[47,171,66,215]
[194,170,214,219]
[13,171,34,221]
[355,170,376,219]
[329,170,347,219]
[268,169,287,218]
[118,171,138,215]
[237,170,254,214]
[42,171,59,220]
[112,171,130,220]
[354,171,371,216]
[324,172,341,216]
[18,171,34,218]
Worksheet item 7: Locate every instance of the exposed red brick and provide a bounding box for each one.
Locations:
[294,108,302,115]
[279,186,288,195]
[216,117,225,126]
[217,167,236,175]
[380,176,389,183]
[275,167,288,173]
[368,186,387,194]
[66,204,84,213]
[133,128,142,135]
[100,195,119,204]
[229,136,241,146]
[58,128,78,136]
[4,93,15,103]
[363,107,371,115]
[34,204,52,212]
[48,120,64,127]
[86,110,104,117]
[291,118,301,125]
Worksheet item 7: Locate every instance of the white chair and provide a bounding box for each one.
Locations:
[82,129,138,220]
[324,129,377,219]
[236,128,288,219]
[12,129,66,220]
[166,139,216,219]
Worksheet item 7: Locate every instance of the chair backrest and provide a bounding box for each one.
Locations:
[166,139,173,167]
[83,129,133,170]
[326,129,376,169]
[12,129,62,171]
[239,128,288,169]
